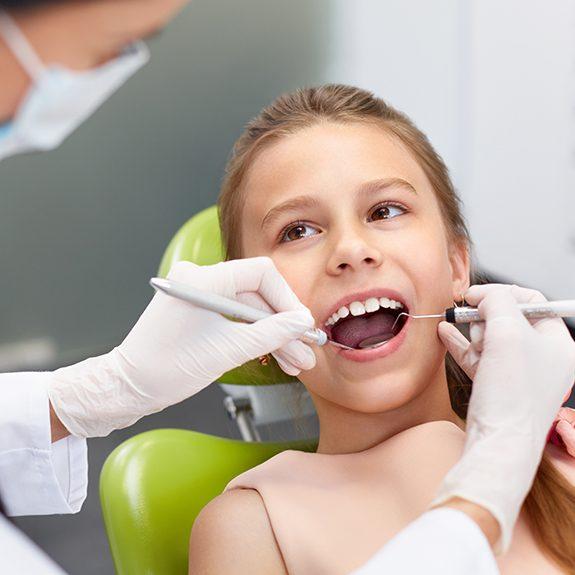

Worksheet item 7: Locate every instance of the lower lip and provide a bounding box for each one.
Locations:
[334,316,411,363]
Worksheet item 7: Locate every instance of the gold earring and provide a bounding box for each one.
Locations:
[258,354,270,366]
[453,293,466,308]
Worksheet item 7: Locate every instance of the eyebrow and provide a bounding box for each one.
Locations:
[260,177,417,231]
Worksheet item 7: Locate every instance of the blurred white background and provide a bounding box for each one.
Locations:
[327,0,575,298]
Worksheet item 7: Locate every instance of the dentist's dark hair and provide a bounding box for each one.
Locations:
[218,84,575,573]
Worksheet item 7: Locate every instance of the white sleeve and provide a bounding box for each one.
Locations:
[0,515,67,574]
[350,508,500,575]
[0,372,88,516]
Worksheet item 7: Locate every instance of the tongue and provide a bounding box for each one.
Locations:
[331,309,398,349]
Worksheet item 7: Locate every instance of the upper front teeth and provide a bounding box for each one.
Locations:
[325,297,404,326]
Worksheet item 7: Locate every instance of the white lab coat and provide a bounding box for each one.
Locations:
[0,515,67,574]
[0,372,499,574]
[0,372,87,516]
[352,508,499,575]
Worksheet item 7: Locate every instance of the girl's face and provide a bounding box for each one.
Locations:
[240,122,469,414]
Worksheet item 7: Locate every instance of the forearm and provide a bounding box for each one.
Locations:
[49,402,70,443]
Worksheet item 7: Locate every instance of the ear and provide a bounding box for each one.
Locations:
[448,240,470,302]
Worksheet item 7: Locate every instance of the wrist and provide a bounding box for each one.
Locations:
[49,400,70,442]
[48,351,141,438]
[432,426,542,554]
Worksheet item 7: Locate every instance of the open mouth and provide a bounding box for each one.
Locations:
[324,295,409,350]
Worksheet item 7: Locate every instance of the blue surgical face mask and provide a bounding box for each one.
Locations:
[0,10,149,162]
[0,122,13,141]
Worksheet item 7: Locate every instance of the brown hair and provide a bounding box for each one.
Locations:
[217,84,575,572]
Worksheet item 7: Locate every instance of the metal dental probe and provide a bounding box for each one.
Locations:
[150,277,367,351]
[391,300,575,332]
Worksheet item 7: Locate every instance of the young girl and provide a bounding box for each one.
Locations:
[189,85,575,574]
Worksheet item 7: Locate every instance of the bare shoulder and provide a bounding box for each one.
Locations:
[188,488,286,575]
[400,419,465,440]
[381,421,466,510]
[389,420,466,460]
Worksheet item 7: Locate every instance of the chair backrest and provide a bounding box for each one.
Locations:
[100,430,315,574]
[100,206,316,574]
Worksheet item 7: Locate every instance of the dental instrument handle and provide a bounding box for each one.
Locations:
[446,300,575,324]
[149,277,327,347]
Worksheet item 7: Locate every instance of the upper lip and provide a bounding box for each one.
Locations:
[319,287,410,330]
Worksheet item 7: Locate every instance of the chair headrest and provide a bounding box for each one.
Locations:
[159,205,298,387]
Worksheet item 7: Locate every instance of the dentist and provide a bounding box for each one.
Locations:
[1,2,574,574]
[0,2,316,571]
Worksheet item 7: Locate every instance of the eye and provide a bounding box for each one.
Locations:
[368,202,407,222]
[279,221,320,243]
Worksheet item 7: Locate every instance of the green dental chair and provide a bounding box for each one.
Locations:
[100,206,317,575]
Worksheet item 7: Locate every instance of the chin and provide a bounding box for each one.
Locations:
[303,345,447,415]
[345,371,432,413]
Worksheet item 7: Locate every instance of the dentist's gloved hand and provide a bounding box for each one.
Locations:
[48,257,316,438]
[432,284,575,554]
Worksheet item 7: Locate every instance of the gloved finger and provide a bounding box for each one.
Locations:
[556,419,575,458]
[465,283,546,306]
[469,321,485,352]
[166,260,242,300]
[273,339,316,371]
[557,406,575,424]
[236,294,319,357]
[438,321,469,353]
[166,260,202,283]
[232,297,316,369]
[466,283,569,339]
[166,258,312,319]
[273,353,301,377]
[236,291,274,314]
[227,257,307,312]
[467,287,529,333]
[437,321,478,380]
[234,308,315,363]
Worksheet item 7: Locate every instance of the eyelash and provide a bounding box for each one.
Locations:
[278,201,409,244]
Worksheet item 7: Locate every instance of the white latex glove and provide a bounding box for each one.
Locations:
[48,257,316,438]
[432,284,575,554]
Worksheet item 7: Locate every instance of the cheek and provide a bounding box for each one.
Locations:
[402,228,454,302]
[254,262,310,310]
[271,258,314,308]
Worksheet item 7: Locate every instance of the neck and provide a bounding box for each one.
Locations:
[314,363,464,455]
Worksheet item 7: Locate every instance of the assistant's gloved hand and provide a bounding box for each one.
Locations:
[432,284,575,554]
[549,407,575,456]
[48,257,316,438]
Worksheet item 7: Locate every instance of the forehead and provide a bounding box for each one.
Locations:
[241,122,434,222]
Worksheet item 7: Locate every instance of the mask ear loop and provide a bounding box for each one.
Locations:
[0,11,45,82]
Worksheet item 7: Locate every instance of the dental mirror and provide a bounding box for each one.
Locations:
[329,310,439,351]
[326,313,408,351]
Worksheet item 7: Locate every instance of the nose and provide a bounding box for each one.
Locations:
[326,225,384,275]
